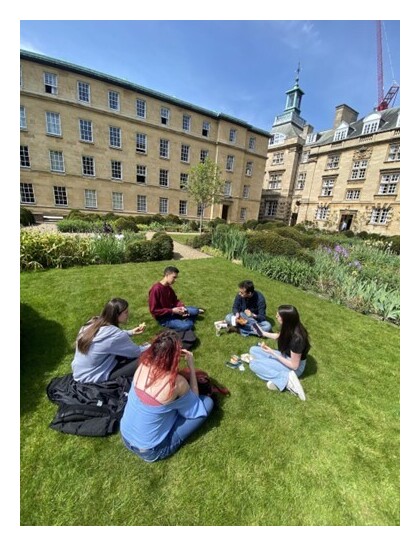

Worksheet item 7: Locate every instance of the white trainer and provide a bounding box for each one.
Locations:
[286,371,306,401]
[266,381,279,391]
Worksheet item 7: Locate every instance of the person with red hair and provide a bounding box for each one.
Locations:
[120,330,213,462]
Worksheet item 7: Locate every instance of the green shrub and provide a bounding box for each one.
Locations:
[151,232,174,260]
[242,251,313,288]
[66,209,85,220]
[212,225,248,259]
[90,235,125,264]
[246,232,302,257]
[134,215,153,225]
[207,217,227,230]
[20,207,36,227]
[57,219,100,233]
[149,214,165,225]
[274,226,318,249]
[188,220,199,232]
[388,235,400,255]
[254,221,287,231]
[114,217,139,233]
[190,232,212,249]
[20,231,93,270]
[102,212,120,222]
[343,230,355,238]
[125,239,155,262]
[149,221,166,232]
[165,214,182,225]
[200,245,224,257]
[242,219,259,230]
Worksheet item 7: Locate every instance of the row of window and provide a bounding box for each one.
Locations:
[20,183,249,220]
[268,144,399,172]
[20,146,252,197]
[298,145,400,167]
[318,173,399,197]
[20,111,254,173]
[263,200,392,225]
[314,205,392,225]
[305,115,400,145]
[21,70,258,149]
[268,169,399,196]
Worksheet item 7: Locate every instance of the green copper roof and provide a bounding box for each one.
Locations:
[20,49,270,137]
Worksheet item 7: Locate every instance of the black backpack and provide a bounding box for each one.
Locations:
[166,328,197,350]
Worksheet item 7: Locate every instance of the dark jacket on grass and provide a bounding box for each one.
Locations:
[46,374,132,437]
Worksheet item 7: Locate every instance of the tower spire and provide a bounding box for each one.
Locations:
[295,61,301,84]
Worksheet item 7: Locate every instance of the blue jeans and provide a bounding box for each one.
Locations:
[249,345,306,391]
[225,312,272,337]
[122,395,214,462]
[158,306,200,332]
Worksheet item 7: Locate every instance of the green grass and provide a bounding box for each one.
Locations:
[20,258,399,526]
[168,233,195,244]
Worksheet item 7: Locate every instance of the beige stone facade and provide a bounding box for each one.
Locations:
[20,50,270,223]
[260,82,400,236]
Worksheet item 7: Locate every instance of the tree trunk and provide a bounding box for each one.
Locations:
[199,207,204,234]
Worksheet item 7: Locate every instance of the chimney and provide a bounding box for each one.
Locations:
[333,104,358,129]
[302,124,314,138]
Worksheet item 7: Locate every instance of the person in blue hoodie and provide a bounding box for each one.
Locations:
[71,298,149,383]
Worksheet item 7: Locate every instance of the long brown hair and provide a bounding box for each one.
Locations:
[277,304,310,355]
[139,330,181,396]
[77,298,129,354]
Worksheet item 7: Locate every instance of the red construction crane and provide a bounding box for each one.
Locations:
[376,20,399,111]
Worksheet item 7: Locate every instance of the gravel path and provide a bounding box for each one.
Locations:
[23,223,212,261]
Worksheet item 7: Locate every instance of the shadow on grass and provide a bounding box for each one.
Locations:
[181,394,225,453]
[20,303,70,416]
[301,354,318,379]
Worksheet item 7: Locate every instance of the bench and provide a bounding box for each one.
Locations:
[43,215,64,222]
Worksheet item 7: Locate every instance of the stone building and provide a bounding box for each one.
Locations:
[20,50,270,223]
[261,74,400,236]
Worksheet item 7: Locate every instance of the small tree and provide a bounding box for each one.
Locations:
[188,158,225,233]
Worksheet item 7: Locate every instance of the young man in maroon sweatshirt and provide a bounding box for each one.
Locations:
[148,266,204,331]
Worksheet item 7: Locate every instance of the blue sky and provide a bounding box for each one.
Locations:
[19,19,400,133]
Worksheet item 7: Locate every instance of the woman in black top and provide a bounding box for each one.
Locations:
[249,305,310,401]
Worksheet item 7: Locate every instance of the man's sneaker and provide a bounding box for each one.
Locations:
[266,381,279,391]
[286,371,306,401]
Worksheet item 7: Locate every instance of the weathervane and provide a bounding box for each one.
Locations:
[295,62,301,83]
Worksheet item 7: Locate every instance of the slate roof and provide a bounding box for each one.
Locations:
[20,49,271,137]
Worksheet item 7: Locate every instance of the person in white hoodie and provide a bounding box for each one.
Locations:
[71,298,149,383]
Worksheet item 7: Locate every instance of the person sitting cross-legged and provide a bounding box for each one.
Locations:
[249,304,310,401]
[224,280,272,337]
[148,266,204,332]
[120,330,213,462]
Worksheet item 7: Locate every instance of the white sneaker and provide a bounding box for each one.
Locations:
[266,381,279,391]
[286,371,306,401]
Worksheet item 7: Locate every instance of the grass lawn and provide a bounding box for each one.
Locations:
[20,258,399,526]
[167,233,195,245]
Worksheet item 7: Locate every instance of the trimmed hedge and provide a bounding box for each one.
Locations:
[125,233,174,262]
[274,226,319,249]
[246,232,302,257]
[114,217,139,233]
